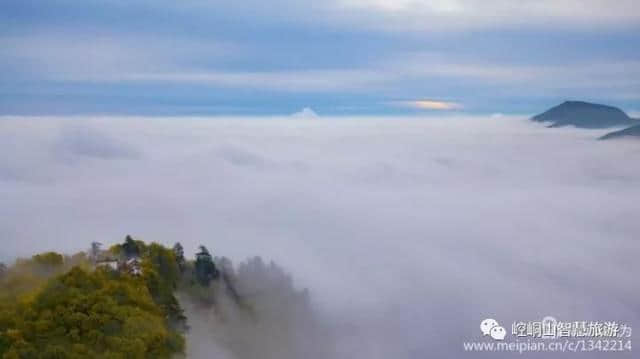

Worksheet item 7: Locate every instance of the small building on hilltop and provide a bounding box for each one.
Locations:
[123,257,142,276]
[95,258,119,271]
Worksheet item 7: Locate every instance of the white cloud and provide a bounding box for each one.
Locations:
[4,32,639,101]
[107,59,640,102]
[54,125,140,160]
[389,53,640,87]
[333,0,640,31]
[117,70,390,92]
[159,0,640,32]
[1,116,638,359]
[291,107,319,118]
[0,33,238,79]
[393,99,462,110]
[627,110,640,118]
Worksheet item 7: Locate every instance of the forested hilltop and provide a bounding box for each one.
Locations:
[0,237,319,359]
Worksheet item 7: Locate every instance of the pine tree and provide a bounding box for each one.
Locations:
[122,235,140,259]
[89,242,102,262]
[173,243,185,272]
[194,245,219,286]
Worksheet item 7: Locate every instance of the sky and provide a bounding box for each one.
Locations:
[1,115,639,357]
[1,0,639,116]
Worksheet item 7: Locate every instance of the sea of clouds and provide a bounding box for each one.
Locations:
[1,115,639,358]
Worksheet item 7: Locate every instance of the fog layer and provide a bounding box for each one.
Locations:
[1,115,638,358]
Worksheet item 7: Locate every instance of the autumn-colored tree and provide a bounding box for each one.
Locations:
[0,243,185,358]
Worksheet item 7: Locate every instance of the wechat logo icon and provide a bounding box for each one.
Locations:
[480,318,506,341]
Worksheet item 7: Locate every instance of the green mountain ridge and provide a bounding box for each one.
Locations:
[0,237,311,359]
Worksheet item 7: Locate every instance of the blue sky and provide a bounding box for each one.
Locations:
[1,0,639,116]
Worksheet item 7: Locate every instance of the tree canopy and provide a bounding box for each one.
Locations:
[194,245,218,287]
[0,239,186,358]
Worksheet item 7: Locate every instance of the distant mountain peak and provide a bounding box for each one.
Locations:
[599,124,640,140]
[531,101,633,129]
[562,100,603,105]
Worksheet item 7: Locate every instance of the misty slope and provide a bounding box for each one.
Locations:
[599,124,640,140]
[180,256,331,359]
[0,237,327,359]
[531,101,634,128]
[172,242,332,359]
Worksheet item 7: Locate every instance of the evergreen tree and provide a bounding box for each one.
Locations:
[194,245,218,286]
[122,235,140,259]
[173,242,185,272]
[0,262,6,279]
[89,241,102,262]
